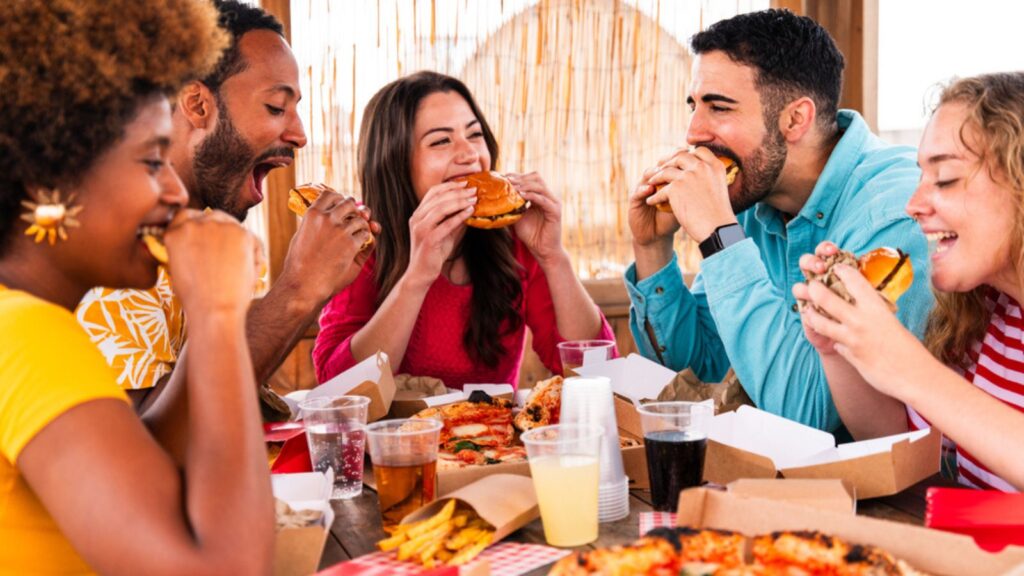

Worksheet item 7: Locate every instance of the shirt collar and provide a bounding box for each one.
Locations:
[752,110,868,233]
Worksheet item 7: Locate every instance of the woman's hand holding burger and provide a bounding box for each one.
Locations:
[406,180,477,288]
[506,171,567,266]
[792,240,922,397]
[163,208,260,319]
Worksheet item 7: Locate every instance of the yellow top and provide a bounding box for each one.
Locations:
[0,285,129,574]
[75,267,186,390]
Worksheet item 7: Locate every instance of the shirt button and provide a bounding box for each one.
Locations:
[659,345,667,352]
[791,303,799,312]
[816,212,824,220]
[655,286,664,295]
[637,295,644,302]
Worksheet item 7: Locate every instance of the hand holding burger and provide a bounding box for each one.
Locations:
[455,171,530,229]
[800,245,913,315]
[653,155,741,213]
[288,183,375,251]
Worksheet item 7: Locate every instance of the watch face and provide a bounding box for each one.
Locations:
[718,224,746,247]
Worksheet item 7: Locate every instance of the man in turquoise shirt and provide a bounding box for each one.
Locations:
[627,9,933,432]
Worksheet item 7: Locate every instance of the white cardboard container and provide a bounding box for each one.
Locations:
[272,472,335,576]
[575,354,941,499]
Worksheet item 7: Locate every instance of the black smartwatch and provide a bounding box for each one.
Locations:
[698,223,745,259]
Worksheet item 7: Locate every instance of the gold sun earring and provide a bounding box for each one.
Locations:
[19,189,84,245]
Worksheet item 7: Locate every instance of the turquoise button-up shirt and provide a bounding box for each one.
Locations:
[625,110,934,432]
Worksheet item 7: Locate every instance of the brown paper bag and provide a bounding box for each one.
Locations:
[400,474,539,542]
[656,367,753,414]
[393,374,448,398]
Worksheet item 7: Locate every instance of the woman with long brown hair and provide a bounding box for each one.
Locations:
[794,72,1024,491]
[314,71,614,389]
[0,1,275,572]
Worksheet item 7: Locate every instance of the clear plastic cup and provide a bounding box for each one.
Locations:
[637,401,713,512]
[557,339,615,376]
[299,395,370,500]
[365,418,443,530]
[559,376,629,522]
[521,423,604,547]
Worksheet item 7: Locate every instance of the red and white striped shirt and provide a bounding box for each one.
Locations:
[908,289,1024,492]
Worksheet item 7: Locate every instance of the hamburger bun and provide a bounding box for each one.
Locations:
[287,184,321,217]
[655,156,740,213]
[457,171,530,229]
[141,232,169,265]
[859,247,913,305]
[802,246,914,313]
[288,184,374,251]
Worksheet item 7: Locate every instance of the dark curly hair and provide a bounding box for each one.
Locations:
[691,8,845,133]
[358,71,524,367]
[202,0,284,93]
[0,0,229,255]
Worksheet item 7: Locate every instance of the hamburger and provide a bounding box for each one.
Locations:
[457,171,530,229]
[288,183,374,251]
[802,246,914,313]
[654,156,740,213]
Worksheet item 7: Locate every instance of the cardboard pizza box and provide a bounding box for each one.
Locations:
[289,352,396,422]
[272,471,335,576]
[706,405,941,499]
[676,487,1024,576]
[726,478,856,513]
[577,354,941,499]
[388,383,515,419]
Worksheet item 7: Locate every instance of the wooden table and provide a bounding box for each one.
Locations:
[318,476,945,575]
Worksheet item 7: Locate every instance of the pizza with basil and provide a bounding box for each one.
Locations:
[412,394,515,450]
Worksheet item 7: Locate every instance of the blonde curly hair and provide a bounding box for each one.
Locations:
[0,0,229,252]
[924,72,1024,368]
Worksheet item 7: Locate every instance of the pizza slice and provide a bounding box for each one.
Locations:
[514,375,563,431]
[413,392,515,451]
[751,530,904,575]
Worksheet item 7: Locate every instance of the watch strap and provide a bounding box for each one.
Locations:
[698,223,745,259]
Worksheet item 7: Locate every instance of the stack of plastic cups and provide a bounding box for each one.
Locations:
[559,376,630,522]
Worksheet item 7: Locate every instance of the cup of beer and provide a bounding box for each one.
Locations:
[556,339,615,377]
[637,401,713,512]
[365,418,443,530]
[521,423,604,547]
[299,395,370,500]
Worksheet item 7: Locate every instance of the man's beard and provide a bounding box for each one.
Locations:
[721,127,787,215]
[192,101,256,221]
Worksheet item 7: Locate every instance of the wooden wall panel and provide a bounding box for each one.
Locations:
[259,0,299,282]
[771,0,879,131]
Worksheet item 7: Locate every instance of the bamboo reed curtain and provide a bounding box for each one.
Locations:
[289,0,766,278]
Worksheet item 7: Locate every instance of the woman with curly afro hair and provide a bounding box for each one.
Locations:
[0,1,277,573]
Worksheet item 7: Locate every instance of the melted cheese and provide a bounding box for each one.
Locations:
[450,423,489,437]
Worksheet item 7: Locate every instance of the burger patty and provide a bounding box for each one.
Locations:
[475,201,530,221]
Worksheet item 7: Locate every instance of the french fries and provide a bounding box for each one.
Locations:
[376,499,496,568]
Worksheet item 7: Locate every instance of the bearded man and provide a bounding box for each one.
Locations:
[626,9,933,433]
[76,0,372,435]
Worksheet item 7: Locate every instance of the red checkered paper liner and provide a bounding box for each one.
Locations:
[639,511,677,536]
[316,542,570,576]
